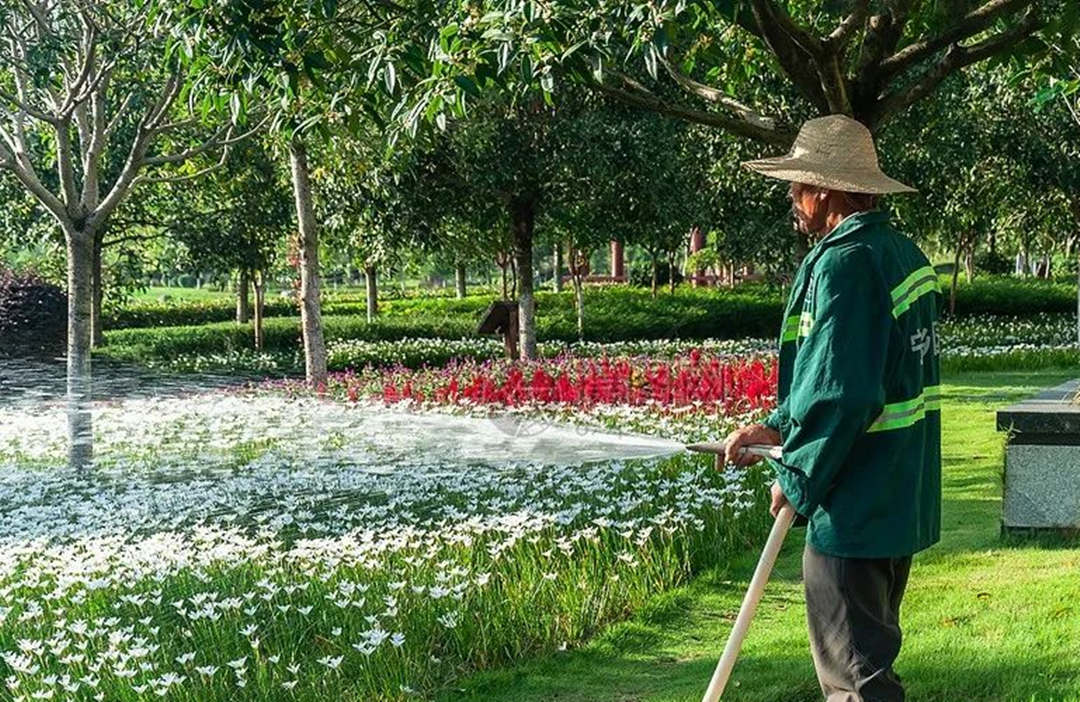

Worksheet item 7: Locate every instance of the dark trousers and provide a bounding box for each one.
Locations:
[803,544,912,702]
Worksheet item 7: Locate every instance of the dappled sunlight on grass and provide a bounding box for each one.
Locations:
[444,370,1080,702]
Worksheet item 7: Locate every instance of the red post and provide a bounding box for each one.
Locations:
[610,240,625,282]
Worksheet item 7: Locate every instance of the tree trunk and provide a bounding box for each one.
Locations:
[573,273,585,341]
[237,269,250,324]
[500,260,509,300]
[510,255,518,300]
[552,245,563,292]
[253,269,265,350]
[66,229,94,471]
[91,233,104,348]
[650,253,659,298]
[364,263,378,322]
[288,135,328,385]
[455,263,467,299]
[510,198,538,361]
[950,246,961,316]
[963,236,976,283]
[667,251,677,294]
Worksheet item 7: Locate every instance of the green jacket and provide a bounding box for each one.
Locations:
[764,210,942,559]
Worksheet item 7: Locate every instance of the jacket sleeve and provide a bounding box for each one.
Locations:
[771,246,891,517]
[762,403,791,434]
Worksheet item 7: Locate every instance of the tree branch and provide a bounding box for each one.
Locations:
[747,0,829,112]
[587,71,795,147]
[826,0,869,48]
[0,141,69,223]
[131,147,230,187]
[0,87,57,124]
[102,231,168,248]
[141,113,268,167]
[873,7,1043,126]
[879,0,1033,77]
[54,116,80,212]
[658,55,776,130]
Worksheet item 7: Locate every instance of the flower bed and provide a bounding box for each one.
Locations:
[0,377,771,700]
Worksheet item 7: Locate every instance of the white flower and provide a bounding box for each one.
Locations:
[318,655,343,670]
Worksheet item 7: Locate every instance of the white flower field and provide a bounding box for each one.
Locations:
[0,391,768,701]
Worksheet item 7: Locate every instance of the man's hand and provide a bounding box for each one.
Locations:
[722,423,782,468]
[770,481,789,518]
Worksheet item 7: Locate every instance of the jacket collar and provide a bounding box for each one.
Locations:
[820,209,889,246]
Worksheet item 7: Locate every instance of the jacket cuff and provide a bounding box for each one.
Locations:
[763,404,791,436]
[769,458,813,518]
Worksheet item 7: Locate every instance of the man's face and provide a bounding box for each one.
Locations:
[788,182,828,234]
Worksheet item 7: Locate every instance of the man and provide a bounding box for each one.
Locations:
[724,114,941,702]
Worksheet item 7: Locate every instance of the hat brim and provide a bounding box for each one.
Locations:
[741,155,917,194]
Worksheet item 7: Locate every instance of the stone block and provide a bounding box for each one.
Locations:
[1003,444,1080,529]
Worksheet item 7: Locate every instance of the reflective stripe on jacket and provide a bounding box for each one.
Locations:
[764,210,942,558]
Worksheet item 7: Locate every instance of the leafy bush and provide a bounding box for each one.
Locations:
[0,269,66,357]
[101,287,786,364]
[100,314,477,362]
[949,276,1076,316]
[104,298,297,329]
[974,251,1012,276]
[629,261,684,288]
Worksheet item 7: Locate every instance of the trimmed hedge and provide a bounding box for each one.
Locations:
[107,275,1077,332]
[104,298,298,329]
[948,276,1076,316]
[101,314,476,360]
[100,278,1080,366]
[101,286,787,363]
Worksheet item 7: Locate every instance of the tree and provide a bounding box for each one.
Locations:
[400,1,1058,147]
[431,95,588,359]
[164,0,446,383]
[0,0,250,469]
[172,140,293,348]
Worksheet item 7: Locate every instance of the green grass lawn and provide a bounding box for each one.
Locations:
[443,369,1080,702]
[134,285,234,302]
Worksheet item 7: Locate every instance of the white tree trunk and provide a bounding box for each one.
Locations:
[288,135,328,385]
[455,263,467,299]
[66,229,95,471]
[573,275,585,341]
[253,269,265,350]
[552,245,563,293]
[91,234,105,348]
[364,264,378,323]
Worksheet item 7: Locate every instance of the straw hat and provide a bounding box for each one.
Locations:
[742,114,916,194]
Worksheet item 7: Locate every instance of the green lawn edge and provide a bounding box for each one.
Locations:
[439,369,1080,702]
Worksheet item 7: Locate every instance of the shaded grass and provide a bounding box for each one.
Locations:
[442,369,1080,702]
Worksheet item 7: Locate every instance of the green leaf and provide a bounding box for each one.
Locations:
[385,63,397,94]
[454,75,481,97]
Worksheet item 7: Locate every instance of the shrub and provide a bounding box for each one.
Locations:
[0,269,67,357]
[949,276,1076,316]
[629,261,684,288]
[974,251,1012,276]
[104,298,296,329]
